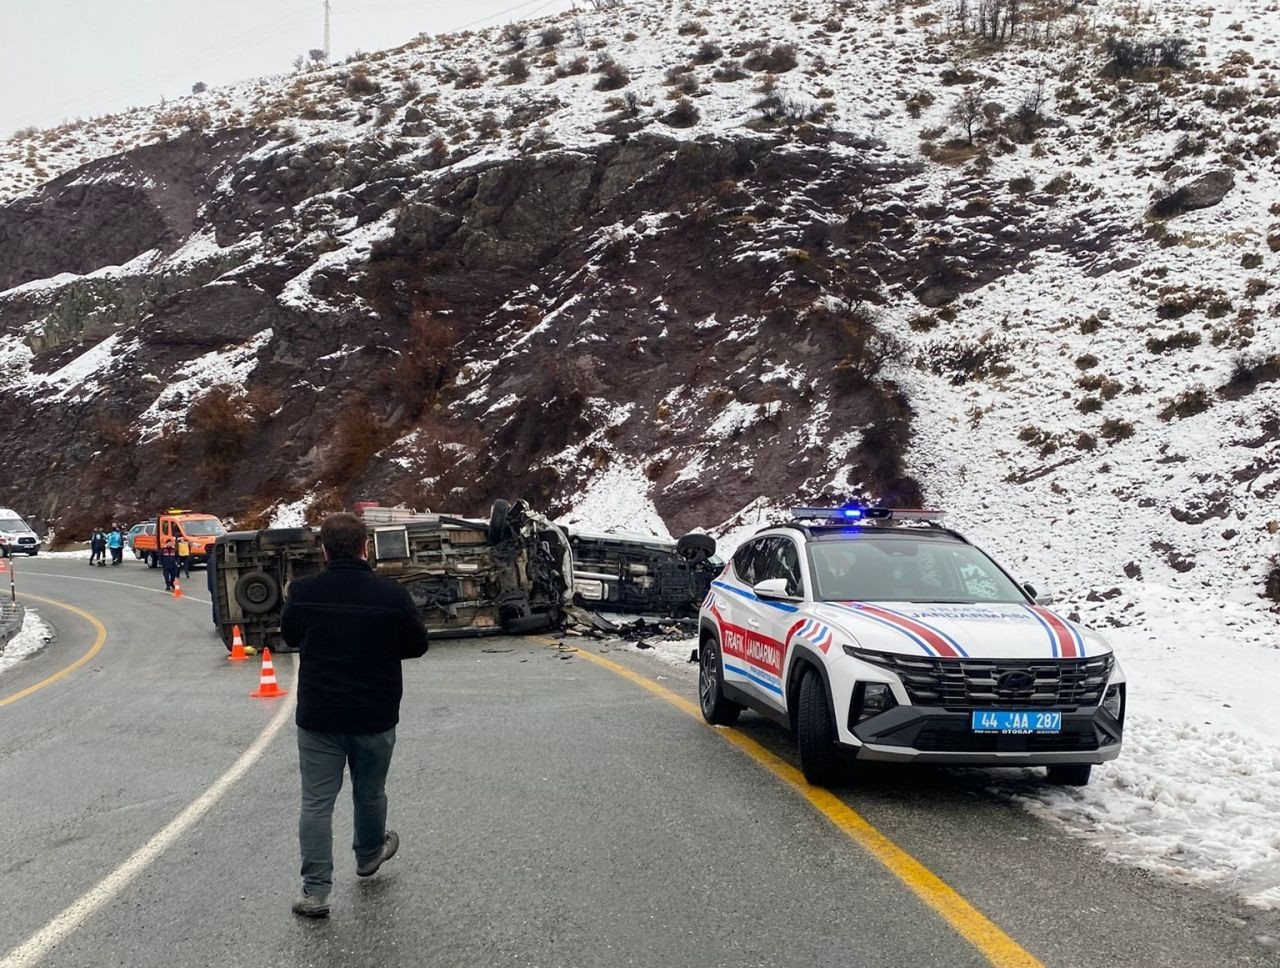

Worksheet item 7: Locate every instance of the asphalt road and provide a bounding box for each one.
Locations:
[1,556,1278,968]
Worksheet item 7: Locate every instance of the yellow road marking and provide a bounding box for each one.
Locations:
[0,593,108,708]
[548,639,1045,968]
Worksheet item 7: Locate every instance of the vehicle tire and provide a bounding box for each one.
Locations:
[676,532,716,562]
[1046,764,1092,786]
[147,552,158,569]
[503,612,553,634]
[698,636,742,726]
[797,668,842,786]
[233,571,281,614]
[488,499,512,544]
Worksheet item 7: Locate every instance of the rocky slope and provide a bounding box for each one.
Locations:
[1,0,1277,627]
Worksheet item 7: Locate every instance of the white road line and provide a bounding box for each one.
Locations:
[0,673,296,968]
[19,571,212,605]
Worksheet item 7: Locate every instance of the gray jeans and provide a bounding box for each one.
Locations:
[297,726,396,895]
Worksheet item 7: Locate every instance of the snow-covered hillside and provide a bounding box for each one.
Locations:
[1,0,1278,905]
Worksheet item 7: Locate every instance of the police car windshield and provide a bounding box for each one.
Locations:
[807,535,1027,604]
[181,519,225,536]
[0,518,27,531]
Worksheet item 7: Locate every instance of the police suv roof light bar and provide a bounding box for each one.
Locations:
[789,506,946,523]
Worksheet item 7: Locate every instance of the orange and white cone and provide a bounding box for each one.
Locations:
[172,578,183,599]
[228,625,247,662]
[250,647,287,698]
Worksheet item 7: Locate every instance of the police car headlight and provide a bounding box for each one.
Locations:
[854,682,897,723]
[1102,684,1124,723]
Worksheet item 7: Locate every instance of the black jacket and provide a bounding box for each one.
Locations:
[281,558,429,734]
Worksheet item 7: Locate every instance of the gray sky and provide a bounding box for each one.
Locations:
[3,0,576,135]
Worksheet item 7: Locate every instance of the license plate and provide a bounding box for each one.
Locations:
[971,710,1061,734]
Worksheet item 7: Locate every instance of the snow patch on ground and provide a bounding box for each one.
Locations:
[559,463,671,539]
[266,493,316,529]
[0,610,54,677]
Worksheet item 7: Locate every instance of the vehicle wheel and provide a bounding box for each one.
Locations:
[676,532,716,563]
[1046,764,1092,786]
[698,636,741,726]
[797,668,842,786]
[233,571,281,614]
[488,499,512,544]
[28,550,37,557]
[147,552,158,568]
[503,612,554,634]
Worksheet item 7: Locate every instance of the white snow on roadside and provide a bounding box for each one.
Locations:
[0,609,54,677]
[559,463,671,539]
[625,636,699,671]
[266,492,316,529]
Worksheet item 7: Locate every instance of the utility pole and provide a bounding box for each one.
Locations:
[323,0,332,64]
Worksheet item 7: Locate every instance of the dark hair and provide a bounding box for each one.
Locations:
[319,512,368,560]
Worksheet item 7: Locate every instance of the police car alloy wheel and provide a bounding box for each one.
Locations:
[698,637,741,726]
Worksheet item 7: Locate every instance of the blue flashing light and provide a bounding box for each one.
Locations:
[841,508,864,519]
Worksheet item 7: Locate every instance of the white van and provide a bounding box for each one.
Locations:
[0,509,40,556]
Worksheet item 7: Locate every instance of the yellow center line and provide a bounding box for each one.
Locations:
[0,593,108,708]
[543,637,1044,968]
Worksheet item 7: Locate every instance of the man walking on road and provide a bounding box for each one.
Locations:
[281,512,429,919]
[108,525,124,566]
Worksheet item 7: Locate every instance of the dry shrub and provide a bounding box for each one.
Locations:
[595,57,630,90]
[324,393,392,486]
[345,69,380,97]
[188,386,253,477]
[555,55,589,78]
[393,311,457,418]
[1265,558,1280,606]
[457,63,486,88]
[664,96,700,128]
[743,43,797,73]
[1146,330,1201,353]
[1157,387,1211,420]
[693,40,722,63]
[1219,353,1280,399]
[539,26,564,47]
[501,56,530,83]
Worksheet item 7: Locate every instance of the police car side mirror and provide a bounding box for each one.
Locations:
[754,578,797,601]
[1024,582,1053,606]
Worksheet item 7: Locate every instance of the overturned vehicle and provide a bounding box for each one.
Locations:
[208,500,720,652]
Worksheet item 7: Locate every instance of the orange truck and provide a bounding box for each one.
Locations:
[132,509,226,569]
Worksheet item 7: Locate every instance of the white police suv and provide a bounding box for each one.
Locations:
[697,507,1124,786]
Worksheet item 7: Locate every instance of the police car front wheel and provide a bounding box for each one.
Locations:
[796,668,842,786]
[698,637,741,726]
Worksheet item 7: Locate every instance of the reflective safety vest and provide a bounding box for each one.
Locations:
[177,540,191,557]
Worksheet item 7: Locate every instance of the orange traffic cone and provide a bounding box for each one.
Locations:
[250,647,287,698]
[228,625,247,662]
[172,578,183,599]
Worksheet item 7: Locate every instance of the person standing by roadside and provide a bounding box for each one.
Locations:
[108,525,123,566]
[89,527,103,565]
[159,540,179,590]
[281,512,429,919]
[96,526,108,567]
[176,536,192,577]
